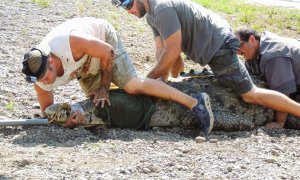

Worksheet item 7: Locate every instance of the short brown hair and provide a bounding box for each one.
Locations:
[234,27,261,42]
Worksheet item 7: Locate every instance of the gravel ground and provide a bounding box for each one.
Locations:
[0,0,300,179]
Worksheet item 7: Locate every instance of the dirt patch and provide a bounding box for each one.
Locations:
[0,0,300,179]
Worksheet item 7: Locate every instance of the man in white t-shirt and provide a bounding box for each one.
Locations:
[22,17,214,135]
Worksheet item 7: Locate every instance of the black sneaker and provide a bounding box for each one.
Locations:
[191,93,214,135]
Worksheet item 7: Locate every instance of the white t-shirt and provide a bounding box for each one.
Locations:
[36,17,108,91]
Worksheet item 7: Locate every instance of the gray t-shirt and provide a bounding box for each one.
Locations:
[246,31,300,95]
[146,0,230,65]
[264,57,297,95]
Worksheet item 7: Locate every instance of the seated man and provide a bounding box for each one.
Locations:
[234,27,300,129]
[21,17,214,135]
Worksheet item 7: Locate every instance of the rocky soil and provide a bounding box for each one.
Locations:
[0,0,300,179]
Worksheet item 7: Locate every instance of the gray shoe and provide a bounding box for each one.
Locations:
[191,93,214,135]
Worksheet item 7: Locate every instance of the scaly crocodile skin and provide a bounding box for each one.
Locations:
[44,74,300,131]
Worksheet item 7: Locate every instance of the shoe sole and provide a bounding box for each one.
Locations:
[201,92,214,135]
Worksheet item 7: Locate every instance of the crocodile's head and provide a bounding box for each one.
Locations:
[44,103,71,123]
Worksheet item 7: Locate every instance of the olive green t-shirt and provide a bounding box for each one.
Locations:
[95,90,157,130]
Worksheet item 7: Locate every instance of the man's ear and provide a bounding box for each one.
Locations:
[49,57,55,65]
[249,35,257,43]
[249,35,260,49]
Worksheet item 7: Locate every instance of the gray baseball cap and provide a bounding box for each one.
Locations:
[22,44,50,83]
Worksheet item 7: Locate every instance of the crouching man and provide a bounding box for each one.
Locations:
[22,17,214,135]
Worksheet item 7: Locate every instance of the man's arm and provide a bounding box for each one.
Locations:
[264,57,296,128]
[34,83,54,113]
[275,111,288,127]
[147,30,182,79]
[154,36,169,81]
[69,31,114,107]
[154,36,164,60]
[265,111,288,128]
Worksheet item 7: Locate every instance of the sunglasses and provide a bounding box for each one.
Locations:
[112,0,134,10]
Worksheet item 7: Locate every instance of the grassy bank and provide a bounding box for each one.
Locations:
[194,0,300,38]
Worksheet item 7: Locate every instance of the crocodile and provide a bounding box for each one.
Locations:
[44,71,300,132]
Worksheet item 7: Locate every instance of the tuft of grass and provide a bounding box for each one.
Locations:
[5,101,15,112]
[31,0,51,8]
[78,0,93,16]
[193,0,300,38]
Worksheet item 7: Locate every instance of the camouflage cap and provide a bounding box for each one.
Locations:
[22,44,50,83]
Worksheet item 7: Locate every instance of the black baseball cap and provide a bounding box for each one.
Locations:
[22,44,50,83]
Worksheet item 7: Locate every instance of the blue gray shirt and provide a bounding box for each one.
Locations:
[146,0,230,66]
[246,31,300,95]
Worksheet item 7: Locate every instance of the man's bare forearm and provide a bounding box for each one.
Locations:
[100,49,114,91]
[275,110,288,127]
[147,49,179,79]
[34,84,54,113]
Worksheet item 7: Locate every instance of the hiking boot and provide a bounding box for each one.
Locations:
[191,93,214,135]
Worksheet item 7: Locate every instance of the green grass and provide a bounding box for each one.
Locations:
[193,0,300,38]
[5,101,15,112]
[31,0,51,7]
[78,0,93,16]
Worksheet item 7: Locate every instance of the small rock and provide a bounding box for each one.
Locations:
[227,166,233,172]
[279,174,288,179]
[265,158,276,163]
[240,165,247,169]
[209,139,218,143]
[167,162,175,167]
[33,103,40,109]
[71,95,77,100]
[271,149,280,156]
[227,159,236,163]
[257,132,265,136]
[272,144,284,152]
[257,128,265,134]
[177,165,183,170]
[195,136,206,143]
[19,159,30,167]
[182,149,190,154]
[119,168,127,174]
[37,151,44,155]
[142,167,151,174]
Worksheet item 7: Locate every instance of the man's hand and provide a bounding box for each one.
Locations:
[69,31,114,107]
[265,111,287,129]
[63,110,85,128]
[89,87,111,108]
[147,30,182,79]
